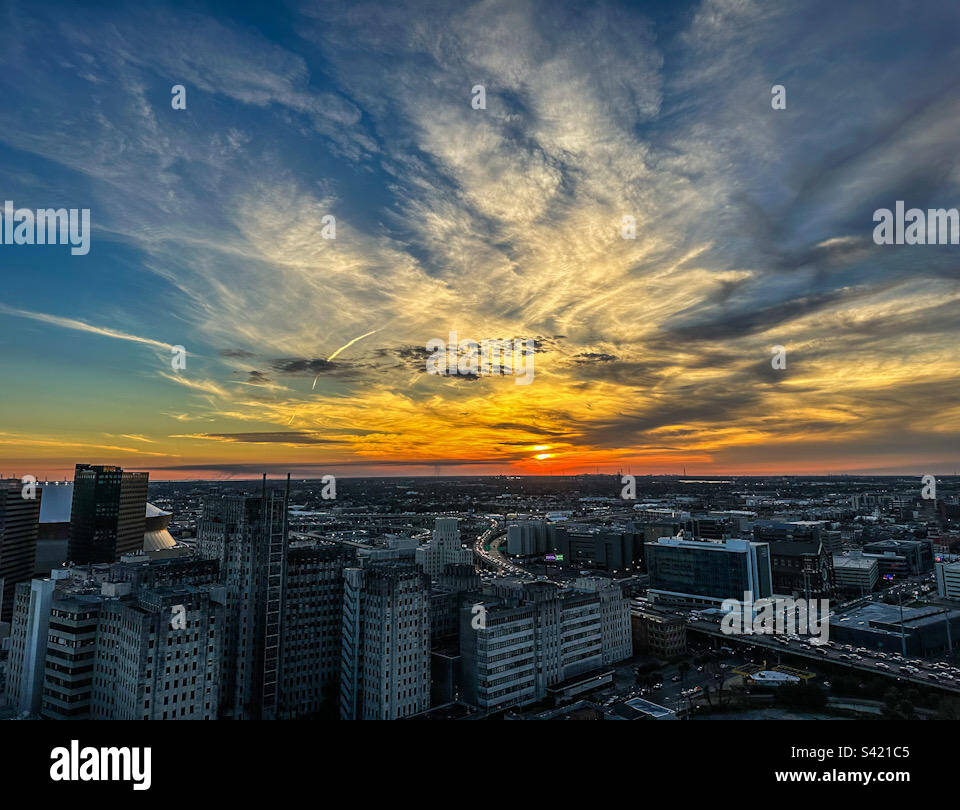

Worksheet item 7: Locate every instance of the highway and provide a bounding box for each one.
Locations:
[473,518,532,575]
[681,614,960,695]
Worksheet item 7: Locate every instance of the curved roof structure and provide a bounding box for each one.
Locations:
[39,481,177,551]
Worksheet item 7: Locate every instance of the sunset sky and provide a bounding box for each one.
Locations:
[1,0,959,480]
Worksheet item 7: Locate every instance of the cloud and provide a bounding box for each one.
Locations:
[4,0,960,475]
[0,303,177,353]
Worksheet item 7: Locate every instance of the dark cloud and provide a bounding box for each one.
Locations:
[271,358,340,375]
[195,432,342,445]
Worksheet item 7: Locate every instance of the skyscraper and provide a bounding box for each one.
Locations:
[278,544,356,718]
[340,561,431,720]
[196,476,289,720]
[68,464,148,564]
[0,478,42,622]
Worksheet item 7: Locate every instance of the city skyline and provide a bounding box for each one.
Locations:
[2,0,960,480]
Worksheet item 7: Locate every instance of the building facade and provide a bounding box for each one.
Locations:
[645,537,773,607]
[0,477,42,622]
[68,465,148,564]
[340,562,432,720]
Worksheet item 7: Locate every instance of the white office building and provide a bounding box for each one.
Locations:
[416,517,473,579]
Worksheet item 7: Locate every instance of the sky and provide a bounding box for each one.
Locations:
[1,0,959,480]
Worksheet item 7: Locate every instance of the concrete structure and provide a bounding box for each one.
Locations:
[278,544,355,718]
[340,562,431,720]
[768,540,835,601]
[459,578,631,711]
[645,537,772,607]
[834,552,879,594]
[936,560,960,600]
[631,602,686,658]
[548,524,643,571]
[4,569,70,714]
[196,481,289,719]
[506,521,550,556]
[861,538,934,578]
[92,585,224,720]
[830,602,960,657]
[5,556,222,720]
[416,517,472,579]
[0,478,42,622]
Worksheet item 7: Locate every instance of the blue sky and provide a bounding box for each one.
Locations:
[1,0,959,479]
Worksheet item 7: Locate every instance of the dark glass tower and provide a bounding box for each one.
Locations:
[68,465,148,564]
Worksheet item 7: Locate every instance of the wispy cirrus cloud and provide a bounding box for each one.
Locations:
[2,0,960,476]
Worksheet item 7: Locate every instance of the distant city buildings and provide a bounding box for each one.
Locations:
[8,466,960,722]
[631,602,686,659]
[416,517,472,579]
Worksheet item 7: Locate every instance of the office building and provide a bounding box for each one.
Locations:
[5,569,71,715]
[459,578,631,711]
[92,585,224,720]
[834,552,879,594]
[41,592,103,719]
[196,479,289,720]
[548,525,643,571]
[68,465,148,564]
[7,555,225,720]
[861,538,935,577]
[416,517,472,579]
[0,478,42,622]
[936,560,960,600]
[631,602,686,659]
[768,540,835,600]
[278,544,355,718]
[506,521,550,557]
[340,561,431,720]
[645,537,772,607]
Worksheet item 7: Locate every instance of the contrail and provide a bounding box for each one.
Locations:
[0,303,177,352]
[327,329,380,361]
[311,328,380,389]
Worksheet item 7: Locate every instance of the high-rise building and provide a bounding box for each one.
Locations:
[278,544,355,718]
[459,578,632,711]
[92,585,224,720]
[5,569,71,715]
[68,465,148,564]
[7,556,225,720]
[340,561,431,720]
[41,593,102,719]
[0,478,42,622]
[416,517,473,579]
[645,537,773,607]
[196,478,289,720]
[834,552,879,594]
